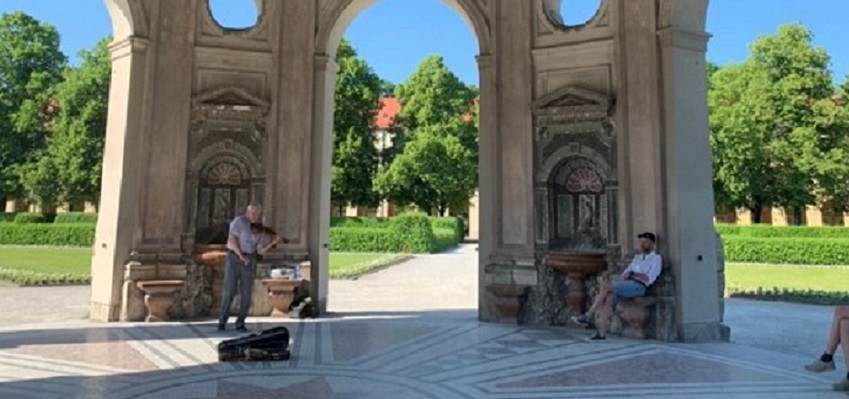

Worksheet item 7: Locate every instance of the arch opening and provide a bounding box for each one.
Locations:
[207,0,261,31]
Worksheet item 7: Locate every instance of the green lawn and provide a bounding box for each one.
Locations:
[725,263,849,292]
[0,246,409,284]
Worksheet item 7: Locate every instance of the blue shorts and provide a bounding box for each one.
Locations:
[613,279,646,300]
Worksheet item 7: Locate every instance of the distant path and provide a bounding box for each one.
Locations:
[0,285,90,327]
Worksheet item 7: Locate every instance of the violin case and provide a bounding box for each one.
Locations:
[217,326,291,361]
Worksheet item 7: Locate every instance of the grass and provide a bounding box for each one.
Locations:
[725,263,849,293]
[328,252,413,279]
[0,246,411,285]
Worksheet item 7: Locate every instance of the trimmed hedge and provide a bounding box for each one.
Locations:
[330,216,390,228]
[14,213,49,224]
[432,228,459,253]
[0,213,16,223]
[723,236,849,265]
[329,228,401,252]
[727,287,849,306]
[717,224,849,239]
[431,216,465,242]
[55,212,98,224]
[0,224,94,247]
[0,267,90,286]
[390,213,435,253]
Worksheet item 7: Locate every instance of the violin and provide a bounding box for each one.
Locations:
[250,222,290,244]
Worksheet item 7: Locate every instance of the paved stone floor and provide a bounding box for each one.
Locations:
[0,245,846,398]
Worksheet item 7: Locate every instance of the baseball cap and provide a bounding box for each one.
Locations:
[637,232,656,242]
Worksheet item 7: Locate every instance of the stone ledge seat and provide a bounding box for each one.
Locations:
[261,279,307,318]
[614,295,657,339]
[135,280,186,322]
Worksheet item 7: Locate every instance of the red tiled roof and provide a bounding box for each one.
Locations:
[374,97,400,130]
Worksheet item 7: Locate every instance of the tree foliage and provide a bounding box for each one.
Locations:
[0,12,66,203]
[376,124,477,216]
[331,39,382,209]
[709,24,848,222]
[395,55,478,132]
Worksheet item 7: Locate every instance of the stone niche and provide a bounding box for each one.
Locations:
[525,86,619,326]
[123,86,272,322]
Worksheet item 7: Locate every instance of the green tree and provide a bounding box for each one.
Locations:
[376,124,477,216]
[0,12,66,206]
[49,37,112,207]
[395,55,477,132]
[708,24,844,223]
[331,39,382,209]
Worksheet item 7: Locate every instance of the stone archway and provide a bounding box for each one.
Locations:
[95,0,725,342]
[308,0,493,319]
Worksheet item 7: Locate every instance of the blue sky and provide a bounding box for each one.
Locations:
[1,0,847,85]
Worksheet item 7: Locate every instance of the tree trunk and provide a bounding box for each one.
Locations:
[0,196,6,213]
[791,206,804,225]
[751,204,763,224]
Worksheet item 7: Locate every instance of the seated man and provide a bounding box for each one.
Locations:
[570,232,663,340]
[804,306,849,391]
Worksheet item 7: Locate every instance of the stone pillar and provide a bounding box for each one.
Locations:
[477,53,496,320]
[135,0,195,255]
[90,36,150,322]
[617,0,664,243]
[310,54,337,314]
[658,28,727,341]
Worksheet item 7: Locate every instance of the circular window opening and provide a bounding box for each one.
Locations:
[208,0,260,31]
[559,0,602,27]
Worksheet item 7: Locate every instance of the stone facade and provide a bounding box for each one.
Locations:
[95,0,726,341]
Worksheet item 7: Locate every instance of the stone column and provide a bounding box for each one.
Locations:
[310,54,337,314]
[616,0,664,244]
[476,54,495,319]
[658,28,727,341]
[90,36,150,322]
[135,0,195,256]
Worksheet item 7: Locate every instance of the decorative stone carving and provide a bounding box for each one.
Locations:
[186,87,269,248]
[531,85,618,326]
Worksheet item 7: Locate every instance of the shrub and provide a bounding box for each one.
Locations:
[727,287,849,306]
[13,213,49,224]
[0,213,16,223]
[0,224,95,246]
[330,216,390,228]
[432,228,459,253]
[390,213,435,253]
[0,268,90,286]
[329,228,401,252]
[431,216,465,242]
[54,212,98,224]
[717,224,849,239]
[723,236,849,265]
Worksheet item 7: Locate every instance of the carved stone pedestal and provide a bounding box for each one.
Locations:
[616,297,657,339]
[136,281,185,322]
[545,252,607,315]
[261,279,303,317]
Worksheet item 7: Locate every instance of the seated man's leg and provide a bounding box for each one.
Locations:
[571,280,612,326]
[832,318,849,391]
[806,305,849,372]
[594,280,646,339]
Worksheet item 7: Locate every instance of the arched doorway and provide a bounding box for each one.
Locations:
[309,0,494,316]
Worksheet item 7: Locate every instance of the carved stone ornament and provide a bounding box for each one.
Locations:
[533,86,615,147]
[189,87,271,140]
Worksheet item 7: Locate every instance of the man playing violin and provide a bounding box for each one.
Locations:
[218,203,285,332]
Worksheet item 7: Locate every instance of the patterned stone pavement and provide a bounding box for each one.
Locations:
[0,245,846,398]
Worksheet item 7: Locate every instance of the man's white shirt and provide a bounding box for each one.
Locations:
[624,251,663,286]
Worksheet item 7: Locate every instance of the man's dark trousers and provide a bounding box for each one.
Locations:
[218,251,256,328]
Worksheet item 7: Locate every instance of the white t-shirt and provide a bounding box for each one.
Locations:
[624,251,663,286]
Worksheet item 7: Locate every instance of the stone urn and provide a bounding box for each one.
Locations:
[136,280,186,322]
[545,252,607,315]
[193,246,228,317]
[260,279,305,317]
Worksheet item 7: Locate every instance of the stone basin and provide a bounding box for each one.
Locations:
[545,252,607,275]
[135,280,186,322]
[545,252,608,316]
[261,279,305,317]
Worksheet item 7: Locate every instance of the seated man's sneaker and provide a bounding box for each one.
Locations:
[585,333,606,341]
[805,359,836,372]
[570,315,589,327]
[833,377,849,391]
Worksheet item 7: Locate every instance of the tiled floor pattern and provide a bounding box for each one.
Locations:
[0,314,844,399]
